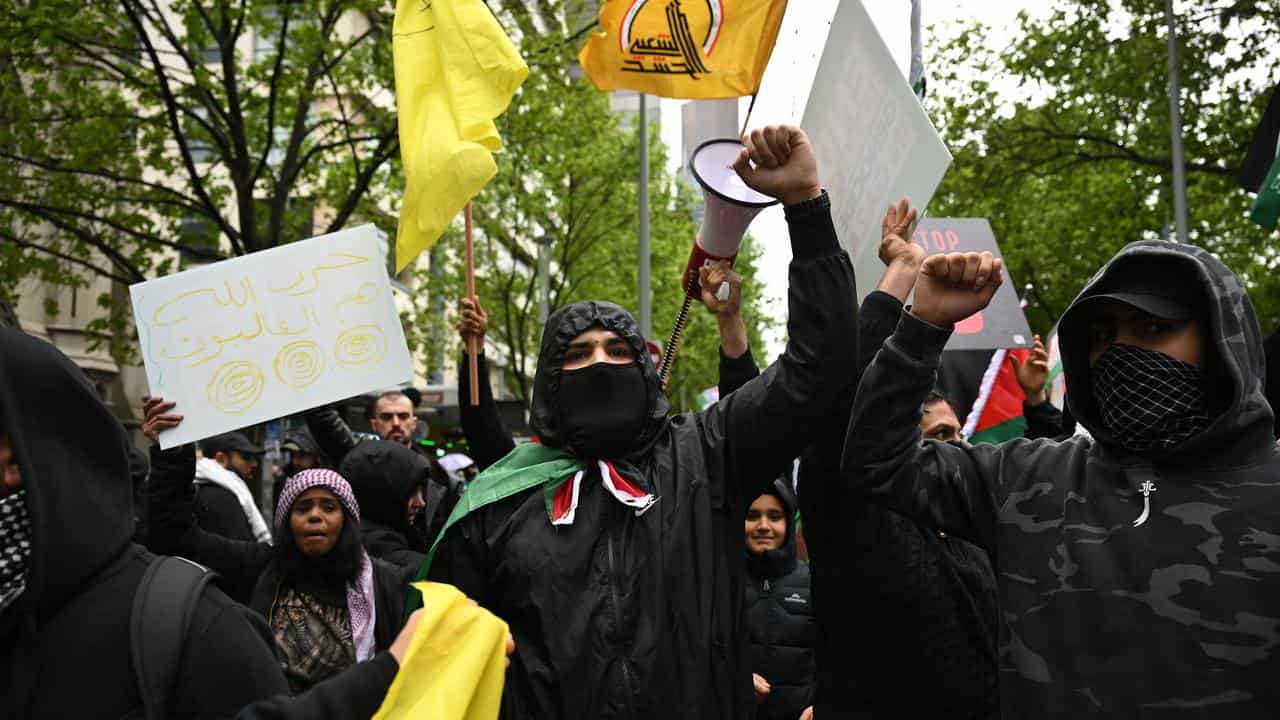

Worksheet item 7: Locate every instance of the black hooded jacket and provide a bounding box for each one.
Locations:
[0,328,290,718]
[744,480,814,720]
[339,440,431,570]
[429,200,857,720]
[843,241,1280,716]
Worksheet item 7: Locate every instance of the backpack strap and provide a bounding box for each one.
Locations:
[130,555,217,720]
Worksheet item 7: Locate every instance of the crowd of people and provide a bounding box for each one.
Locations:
[4,124,1280,718]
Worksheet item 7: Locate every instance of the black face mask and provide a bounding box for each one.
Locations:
[558,362,650,459]
[1092,344,1213,456]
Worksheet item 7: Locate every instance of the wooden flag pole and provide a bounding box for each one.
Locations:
[465,203,479,407]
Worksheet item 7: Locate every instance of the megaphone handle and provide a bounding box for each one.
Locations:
[657,283,699,386]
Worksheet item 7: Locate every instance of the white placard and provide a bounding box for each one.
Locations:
[131,225,413,448]
[802,0,953,298]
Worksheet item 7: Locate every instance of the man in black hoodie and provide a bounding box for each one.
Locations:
[843,242,1280,716]
[420,124,857,719]
[0,328,411,718]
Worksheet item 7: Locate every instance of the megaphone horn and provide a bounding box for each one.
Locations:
[682,139,779,292]
[657,139,778,386]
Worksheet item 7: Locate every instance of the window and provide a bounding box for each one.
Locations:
[253,6,281,64]
[178,217,219,268]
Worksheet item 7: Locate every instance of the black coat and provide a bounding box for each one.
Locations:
[195,482,256,542]
[802,290,1000,719]
[429,200,858,720]
[744,482,815,720]
[0,329,286,718]
[147,443,411,658]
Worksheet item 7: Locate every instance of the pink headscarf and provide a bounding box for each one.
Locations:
[276,469,377,661]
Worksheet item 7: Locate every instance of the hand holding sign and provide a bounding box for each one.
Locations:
[912,252,1004,330]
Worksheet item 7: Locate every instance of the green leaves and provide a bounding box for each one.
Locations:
[930,0,1280,334]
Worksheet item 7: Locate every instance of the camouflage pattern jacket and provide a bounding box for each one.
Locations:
[842,241,1280,718]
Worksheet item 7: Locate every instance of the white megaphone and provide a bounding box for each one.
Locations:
[656,139,778,384]
[681,139,779,292]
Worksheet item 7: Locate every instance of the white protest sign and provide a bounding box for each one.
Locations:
[802,0,953,298]
[131,224,413,448]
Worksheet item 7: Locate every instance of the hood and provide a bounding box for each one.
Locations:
[529,300,669,453]
[337,440,429,532]
[1057,241,1273,461]
[746,477,799,580]
[0,328,134,619]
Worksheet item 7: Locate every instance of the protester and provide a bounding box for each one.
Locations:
[920,389,964,442]
[456,295,517,471]
[193,431,271,544]
[0,327,405,718]
[338,439,431,570]
[723,200,999,717]
[144,400,413,692]
[744,478,814,720]
[842,241,1280,714]
[421,124,857,719]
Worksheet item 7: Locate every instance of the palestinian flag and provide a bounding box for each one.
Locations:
[1046,330,1066,410]
[961,347,1031,445]
[1239,81,1280,230]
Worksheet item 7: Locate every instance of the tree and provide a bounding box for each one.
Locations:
[403,2,772,411]
[928,0,1280,335]
[0,0,399,361]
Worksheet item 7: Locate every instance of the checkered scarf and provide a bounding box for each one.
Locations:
[1092,344,1213,455]
[275,470,377,661]
[0,490,30,614]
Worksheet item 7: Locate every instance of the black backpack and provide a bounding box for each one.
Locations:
[126,555,217,720]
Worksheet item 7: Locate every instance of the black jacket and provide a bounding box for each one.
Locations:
[459,349,517,471]
[429,200,857,720]
[147,444,411,658]
[843,241,1280,716]
[744,481,815,720]
[339,440,431,570]
[733,290,1001,718]
[195,482,256,542]
[0,329,288,718]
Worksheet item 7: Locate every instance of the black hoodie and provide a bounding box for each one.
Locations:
[843,241,1280,716]
[743,479,814,720]
[0,328,289,718]
[339,440,431,570]
[428,200,857,720]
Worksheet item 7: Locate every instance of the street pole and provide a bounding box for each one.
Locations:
[536,235,551,327]
[638,92,651,338]
[1165,0,1189,243]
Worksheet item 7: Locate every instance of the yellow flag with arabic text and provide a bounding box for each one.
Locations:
[372,583,509,720]
[393,0,528,271]
[579,0,788,99]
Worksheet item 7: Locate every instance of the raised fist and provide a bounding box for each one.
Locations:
[732,125,822,206]
[910,252,1003,329]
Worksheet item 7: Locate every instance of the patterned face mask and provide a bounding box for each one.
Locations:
[0,490,31,614]
[1092,344,1213,455]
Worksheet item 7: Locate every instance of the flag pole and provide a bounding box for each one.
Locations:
[465,203,479,406]
[638,92,651,339]
[1164,0,1189,243]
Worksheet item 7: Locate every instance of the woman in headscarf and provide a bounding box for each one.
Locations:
[143,397,412,692]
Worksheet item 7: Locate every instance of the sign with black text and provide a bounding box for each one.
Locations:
[914,218,1033,352]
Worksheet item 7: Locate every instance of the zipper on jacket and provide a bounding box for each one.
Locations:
[606,529,638,712]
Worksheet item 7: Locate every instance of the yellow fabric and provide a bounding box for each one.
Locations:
[372,582,509,720]
[392,0,528,271]
[579,0,788,99]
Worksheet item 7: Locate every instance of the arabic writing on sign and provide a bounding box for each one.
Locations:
[130,224,414,448]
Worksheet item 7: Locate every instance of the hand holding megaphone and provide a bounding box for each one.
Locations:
[732,125,822,207]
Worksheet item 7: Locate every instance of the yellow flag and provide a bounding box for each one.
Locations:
[372,583,509,720]
[393,0,529,271]
[579,0,788,99]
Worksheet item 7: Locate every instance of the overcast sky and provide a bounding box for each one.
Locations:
[656,1,1049,359]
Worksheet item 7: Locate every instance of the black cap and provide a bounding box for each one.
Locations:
[200,431,264,457]
[1073,256,1202,322]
